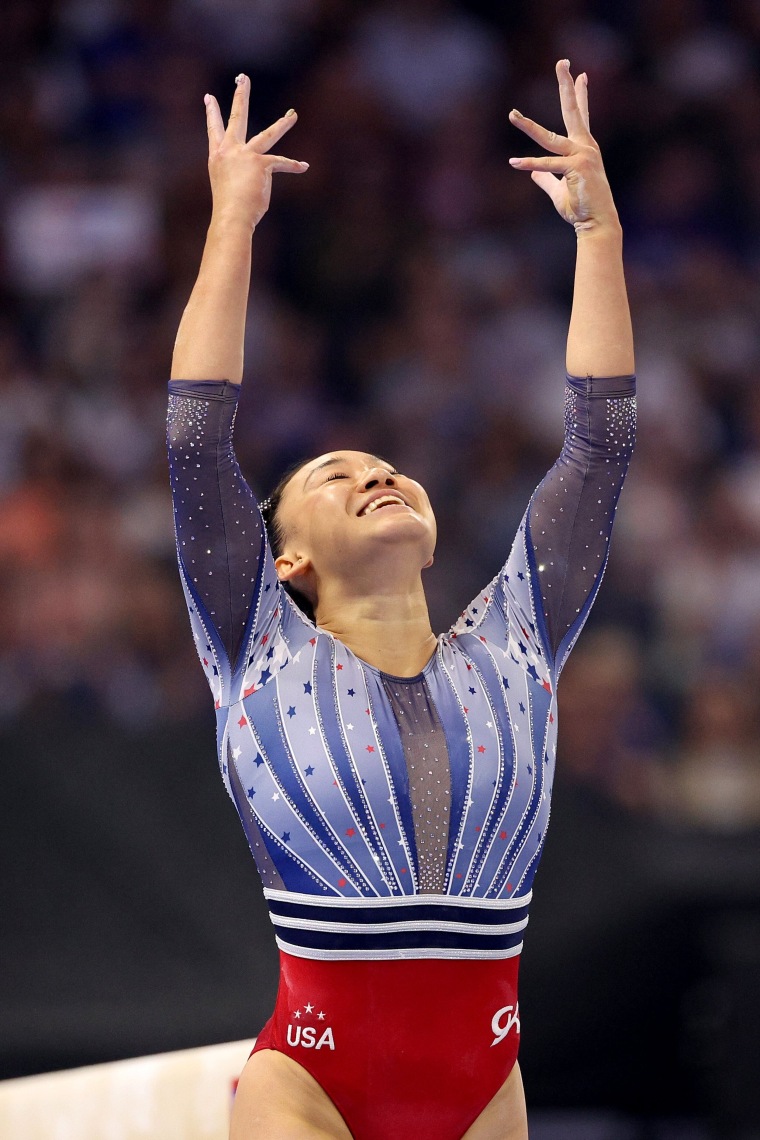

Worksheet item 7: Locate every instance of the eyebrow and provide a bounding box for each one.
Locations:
[302,454,391,490]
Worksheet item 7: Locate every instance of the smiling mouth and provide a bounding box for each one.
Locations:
[359,495,409,516]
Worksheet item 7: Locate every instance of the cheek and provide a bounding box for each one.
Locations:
[300,495,352,557]
[409,479,432,510]
[414,488,435,527]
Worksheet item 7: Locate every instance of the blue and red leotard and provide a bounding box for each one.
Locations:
[167,373,636,1139]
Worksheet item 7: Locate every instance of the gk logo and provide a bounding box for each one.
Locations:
[490,1003,520,1047]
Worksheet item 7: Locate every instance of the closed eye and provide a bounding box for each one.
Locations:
[325,469,401,482]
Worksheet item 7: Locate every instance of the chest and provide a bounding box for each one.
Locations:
[226,632,556,898]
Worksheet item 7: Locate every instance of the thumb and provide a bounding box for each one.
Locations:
[531,170,564,207]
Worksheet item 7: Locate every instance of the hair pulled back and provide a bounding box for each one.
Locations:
[260,458,316,622]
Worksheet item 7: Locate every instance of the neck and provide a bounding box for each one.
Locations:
[314,573,436,677]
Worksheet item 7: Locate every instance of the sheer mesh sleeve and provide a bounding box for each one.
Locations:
[167,379,273,692]
[526,373,636,672]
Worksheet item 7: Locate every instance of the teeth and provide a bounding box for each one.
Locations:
[363,495,405,515]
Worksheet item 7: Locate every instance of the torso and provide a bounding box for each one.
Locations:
[221,601,557,914]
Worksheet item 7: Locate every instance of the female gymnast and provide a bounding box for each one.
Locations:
[167,59,635,1140]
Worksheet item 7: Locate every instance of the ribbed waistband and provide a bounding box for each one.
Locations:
[264,888,531,960]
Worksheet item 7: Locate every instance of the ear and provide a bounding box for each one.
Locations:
[275,552,314,587]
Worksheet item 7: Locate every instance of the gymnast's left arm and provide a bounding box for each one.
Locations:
[509,59,633,379]
[505,60,635,673]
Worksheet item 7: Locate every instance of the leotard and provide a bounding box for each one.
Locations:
[167,373,636,1139]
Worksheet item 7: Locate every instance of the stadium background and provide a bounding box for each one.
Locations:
[1,1,759,1136]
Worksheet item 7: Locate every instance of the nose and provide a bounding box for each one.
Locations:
[360,468,397,491]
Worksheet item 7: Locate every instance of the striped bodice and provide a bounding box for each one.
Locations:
[167,374,635,961]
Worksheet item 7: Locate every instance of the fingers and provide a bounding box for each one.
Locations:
[226,73,250,144]
[204,93,225,153]
[509,155,569,174]
[249,108,298,155]
[266,154,310,174]
[555,59,588,139]
[575,71,590,132]
[508,109,571,155]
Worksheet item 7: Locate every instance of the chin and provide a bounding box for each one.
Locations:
[367,518,433,550]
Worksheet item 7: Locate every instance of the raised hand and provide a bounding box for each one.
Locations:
[508,60,618,233]
[204,74,309,231]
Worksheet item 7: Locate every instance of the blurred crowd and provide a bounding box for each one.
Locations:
[3,0,760,834]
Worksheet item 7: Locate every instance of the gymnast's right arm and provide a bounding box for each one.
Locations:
[166,76,309,693]
[171,74,308,385]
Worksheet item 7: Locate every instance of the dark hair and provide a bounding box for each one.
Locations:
[260,457,316,622]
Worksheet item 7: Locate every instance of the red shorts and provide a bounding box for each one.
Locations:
[249,950,521,1140]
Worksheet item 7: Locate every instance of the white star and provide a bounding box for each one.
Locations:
[272,793,280,801]
[309,727,316,735]
[232,746,241,760]
[346,723,354,731]
[294,1009,301,1019]
[317,1011,326,1020]
[304,1002,313,1013]
[486,721,493,729]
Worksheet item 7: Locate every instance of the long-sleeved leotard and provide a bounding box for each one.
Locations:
[167,373,635,1139]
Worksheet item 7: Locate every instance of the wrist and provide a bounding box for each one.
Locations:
[574,214,622,241]
[208,208,257,239]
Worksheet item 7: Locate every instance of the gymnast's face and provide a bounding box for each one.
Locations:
[273,451,436,601]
